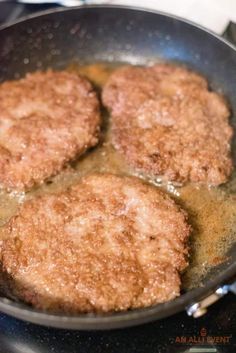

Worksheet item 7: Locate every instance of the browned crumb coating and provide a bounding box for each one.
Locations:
[1,173,190,313]
[0,70,101,191]
[102,64,233,185]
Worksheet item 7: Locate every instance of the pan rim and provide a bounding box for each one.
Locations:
[0,3,236,52]
[0,261,235,329]
[0,4,235,329]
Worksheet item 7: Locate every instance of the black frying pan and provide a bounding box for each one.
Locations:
[0,5,235,330]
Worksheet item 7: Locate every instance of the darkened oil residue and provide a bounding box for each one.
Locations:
[0,62,235,291]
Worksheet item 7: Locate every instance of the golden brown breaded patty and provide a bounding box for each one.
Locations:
[0,70,101,191]
[102,64,233,185]
[1,173,190,313]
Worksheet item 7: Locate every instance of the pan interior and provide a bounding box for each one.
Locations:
[0,7,235,318]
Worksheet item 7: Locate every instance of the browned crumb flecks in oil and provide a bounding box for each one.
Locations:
[179,182,236,288]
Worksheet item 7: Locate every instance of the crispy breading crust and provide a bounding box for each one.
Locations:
[102,64,233,185]
[0,70,101,191]
[1,173,190,313]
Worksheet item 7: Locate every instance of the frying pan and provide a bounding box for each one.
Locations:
[0,5,235,330]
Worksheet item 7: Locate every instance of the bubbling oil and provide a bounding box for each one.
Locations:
[0,63,235,291]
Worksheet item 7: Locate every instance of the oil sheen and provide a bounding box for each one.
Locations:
[0,63,235,291]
